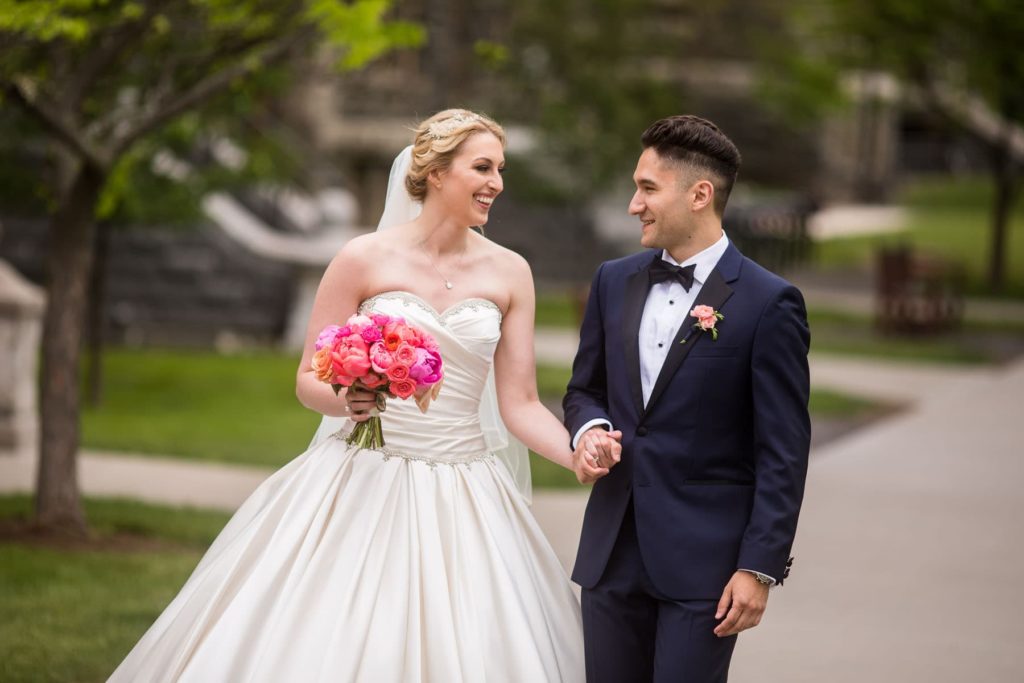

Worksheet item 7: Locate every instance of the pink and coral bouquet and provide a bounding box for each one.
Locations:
[312,312,444,449]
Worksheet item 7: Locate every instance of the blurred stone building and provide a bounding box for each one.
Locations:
[285,0,908,213]
[1,0,976,348]
[275,0,917,290]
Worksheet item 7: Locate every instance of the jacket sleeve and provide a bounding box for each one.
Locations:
[562,262,613,449]
[737,284,811,581]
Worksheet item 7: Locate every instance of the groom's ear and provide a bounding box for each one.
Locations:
[690,179,715,212]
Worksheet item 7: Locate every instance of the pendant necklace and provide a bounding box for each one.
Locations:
[425,247,465,290]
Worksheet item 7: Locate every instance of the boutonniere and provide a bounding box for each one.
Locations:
[685,305,724,341]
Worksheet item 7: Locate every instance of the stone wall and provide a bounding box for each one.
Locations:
[0,258,44,455]
[0,218,295,348]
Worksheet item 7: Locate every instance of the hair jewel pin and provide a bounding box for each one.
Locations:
[427,113,481,140]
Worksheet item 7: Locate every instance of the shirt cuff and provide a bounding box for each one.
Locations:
[572,419,613,450]
[739,568,777,586]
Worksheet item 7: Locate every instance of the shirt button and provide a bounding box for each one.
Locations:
[658,342,664,348]
[669,300,675,305]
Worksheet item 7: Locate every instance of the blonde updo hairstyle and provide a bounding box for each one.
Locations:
[405,109,506,202]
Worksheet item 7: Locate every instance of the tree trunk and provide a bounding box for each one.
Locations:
[35,163,105,535]
[989,133,1017,293]
[86,221,110,407]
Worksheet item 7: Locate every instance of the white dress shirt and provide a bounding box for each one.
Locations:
[573,232,729,444]
[638,233,730,406]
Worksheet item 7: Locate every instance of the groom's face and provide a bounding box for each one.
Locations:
[629,148,696,251]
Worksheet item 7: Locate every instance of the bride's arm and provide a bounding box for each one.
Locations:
[492,254,575,471]
[295,238,373,417]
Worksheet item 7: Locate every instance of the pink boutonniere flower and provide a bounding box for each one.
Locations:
[688,304,725,341]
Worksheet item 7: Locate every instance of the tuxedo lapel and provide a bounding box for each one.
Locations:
[644,267,734,415]
[622,260,652,418]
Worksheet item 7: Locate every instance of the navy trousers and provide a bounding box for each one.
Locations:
[581,500,737,682]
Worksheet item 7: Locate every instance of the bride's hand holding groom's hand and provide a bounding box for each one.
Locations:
[572,428,622,485]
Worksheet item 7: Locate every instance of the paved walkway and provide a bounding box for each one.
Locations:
[732,356,1023,682]
[2,352,1021,680]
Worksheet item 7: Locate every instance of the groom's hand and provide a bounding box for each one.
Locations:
[713,571,770,638]
[572,428,622,484]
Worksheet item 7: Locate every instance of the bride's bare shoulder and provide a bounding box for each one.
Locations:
[477,233,531,278]
[330,230,397,267]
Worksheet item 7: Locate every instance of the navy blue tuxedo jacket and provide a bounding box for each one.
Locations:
[564,244,811,599]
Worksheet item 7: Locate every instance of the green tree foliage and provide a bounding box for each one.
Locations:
[494,0,682,197]
[0,0,423,534]
[766,0,1023,291]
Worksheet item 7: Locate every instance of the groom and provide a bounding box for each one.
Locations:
[564,115,811,681]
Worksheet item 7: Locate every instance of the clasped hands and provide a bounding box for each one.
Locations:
[572,427,622,484]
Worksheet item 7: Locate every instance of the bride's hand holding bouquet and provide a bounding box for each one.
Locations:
[312,312,444,449]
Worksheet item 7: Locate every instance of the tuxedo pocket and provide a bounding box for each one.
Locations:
[687,344,740,358]
[682,479,754,487]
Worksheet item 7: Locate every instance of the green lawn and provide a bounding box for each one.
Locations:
[806,306,1024,364]
[82,349,319,467]
[536,292,580,328]
[806,388,883,417]
[0,496,228,683]
[814,177,1024,298]
[83,349,886,475]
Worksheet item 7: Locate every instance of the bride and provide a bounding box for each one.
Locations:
[109,109,606,682]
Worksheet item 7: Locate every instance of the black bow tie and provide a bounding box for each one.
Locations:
[649,259,696,291]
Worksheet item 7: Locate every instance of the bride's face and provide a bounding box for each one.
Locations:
[432,132,505,226]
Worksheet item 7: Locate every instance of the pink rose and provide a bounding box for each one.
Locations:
[689,305,723,340]
[690,305,715,321]
[369,341,393,373]
[403,326,424,347]
[383,321,416,349]
[409,348,443,385]
[394,343,418,366]
[390,378,417,399]
[361,326,382,344]
[386,364,411,382]
[371,313,392,327]
[315,325,342,351]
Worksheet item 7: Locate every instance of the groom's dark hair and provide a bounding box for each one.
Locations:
[641,115,741,216]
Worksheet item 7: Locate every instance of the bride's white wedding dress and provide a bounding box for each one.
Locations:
[110,291,584,682]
